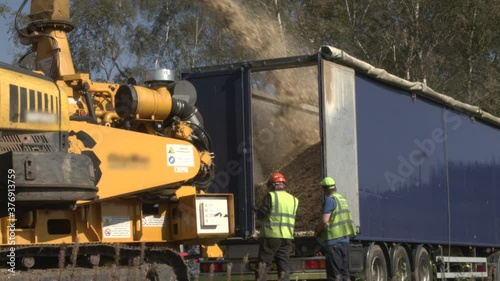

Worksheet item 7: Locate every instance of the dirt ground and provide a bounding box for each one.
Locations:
[254,142,322,233]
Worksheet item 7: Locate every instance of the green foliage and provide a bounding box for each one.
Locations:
[66,0,247,82]
[0,3,10,16]
[69,0,137,81]
[287,0,500,115]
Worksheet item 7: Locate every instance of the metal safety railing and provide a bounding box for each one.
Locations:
[436,256,488,279]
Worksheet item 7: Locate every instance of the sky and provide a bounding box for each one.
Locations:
[0,1,28,64]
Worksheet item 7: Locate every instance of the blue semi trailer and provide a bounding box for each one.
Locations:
[183,46,500,280]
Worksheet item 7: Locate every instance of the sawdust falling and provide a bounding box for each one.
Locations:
[201,0,322,232]
[200,0,316,102]
[200,0,290,59]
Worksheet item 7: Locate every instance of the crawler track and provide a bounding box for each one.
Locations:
[0,243,187,281]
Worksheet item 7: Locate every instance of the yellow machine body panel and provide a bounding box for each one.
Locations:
[0,65,69,132]
[0,193,234,246]
[68,121,201,200]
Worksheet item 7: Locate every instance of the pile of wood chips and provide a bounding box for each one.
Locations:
[254,142,322,234]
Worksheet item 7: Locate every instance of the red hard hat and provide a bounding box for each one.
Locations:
[269,172,286,184]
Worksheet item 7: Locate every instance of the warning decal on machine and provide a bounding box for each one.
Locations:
[174,167,188,173]
[102,216,131,238]
[166,144,194,167]
[142,215,167,227]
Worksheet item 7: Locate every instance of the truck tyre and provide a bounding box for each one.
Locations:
[365,244,388,281]
[413,245,432,281]
[390,245,410,281]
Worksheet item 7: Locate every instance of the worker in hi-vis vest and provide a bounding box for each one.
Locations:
[254,172,299,281]
[315,177,356,281]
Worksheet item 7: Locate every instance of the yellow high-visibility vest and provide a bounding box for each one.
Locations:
[261,191,299,239]
[321,193,356,241]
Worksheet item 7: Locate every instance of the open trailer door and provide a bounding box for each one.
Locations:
[182,69,254,238]
[319,59,361,233]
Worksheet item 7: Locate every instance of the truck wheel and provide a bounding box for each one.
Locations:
[390,245,410,281]
[365,244,388,281]
[413,245,432,281]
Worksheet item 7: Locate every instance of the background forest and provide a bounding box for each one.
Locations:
[1,0,500,114]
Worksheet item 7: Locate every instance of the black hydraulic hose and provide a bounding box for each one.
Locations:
[170,98,211,151]
[84,90,97,121]
[17,48,34,68]
[169,98,214,189]
[168,98,215,189]
[189,122,213,152]
[194,168,215,190]
[14,0,29,37]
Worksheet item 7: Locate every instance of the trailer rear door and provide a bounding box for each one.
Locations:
[319,59,361,231]
[183,69,254,238]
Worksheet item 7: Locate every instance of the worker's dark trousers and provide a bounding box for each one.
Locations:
[325,242,350,281]
[256,238,292,281]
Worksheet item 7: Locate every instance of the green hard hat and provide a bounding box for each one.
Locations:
[320,177,336,189]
